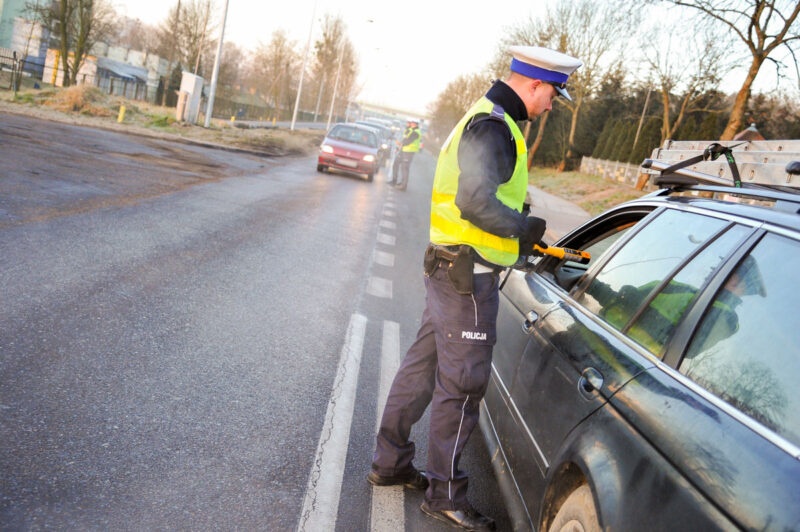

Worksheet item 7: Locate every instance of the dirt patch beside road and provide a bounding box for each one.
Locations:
[1,85,325,157]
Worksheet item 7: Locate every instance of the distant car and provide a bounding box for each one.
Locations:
[355,120,393,167]
[317,123,380,181]
[481,168,800,530]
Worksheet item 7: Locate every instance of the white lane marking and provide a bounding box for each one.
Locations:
[377,233,396,246]
[296,314,367,532]
[373,250,395,267]
[379,220,397,230]
[383,209,396,217]
[366,277,393,299]
[371,320,404,531]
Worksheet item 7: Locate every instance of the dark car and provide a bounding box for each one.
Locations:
[480,160,800,530]
[317,123,380,181]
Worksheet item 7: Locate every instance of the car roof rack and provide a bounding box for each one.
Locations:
[641,139,800,193]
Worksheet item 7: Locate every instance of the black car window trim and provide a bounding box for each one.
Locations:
[662,226,764,369]
[617,221,735,338]
[674,227,800,459]
[534,205,659,292]
[640,332,800,462]
[566,205,668,297]
[566,206,750,362]
[651,245,800,462]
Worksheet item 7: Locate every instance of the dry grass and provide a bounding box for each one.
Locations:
[1,85,324,157]
[529,166,647,216]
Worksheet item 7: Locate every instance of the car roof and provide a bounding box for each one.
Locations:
[354,121,389,133]
[632,182,800,234]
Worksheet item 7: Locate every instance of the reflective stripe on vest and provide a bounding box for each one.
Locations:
[401,127,421,152]
[429,97,528,266]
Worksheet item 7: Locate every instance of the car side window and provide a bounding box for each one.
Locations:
[576,209,735,356]
[680,234,800,448]
[626,225,749,354]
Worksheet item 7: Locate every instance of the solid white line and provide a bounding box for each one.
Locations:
[371,320,405,532]
[296,314,367,532]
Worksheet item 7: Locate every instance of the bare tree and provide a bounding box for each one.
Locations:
[155,0,216,76]
[501,0,636,170]
[179,0,216,77]
[427,73,493,150]
[114,18,160,52]
[27,0,117,86]
[644,24,730,142]
[666,0,800,139]
[311,14,357,122]
[247,30,301,121]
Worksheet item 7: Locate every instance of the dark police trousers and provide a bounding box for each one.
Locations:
[372,260,498,511]
[392,151,415,186]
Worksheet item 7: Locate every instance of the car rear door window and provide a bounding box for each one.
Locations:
[680,233,800,448]
[577,209,736,355]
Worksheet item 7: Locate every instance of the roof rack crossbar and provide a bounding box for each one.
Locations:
[656,182,800,205]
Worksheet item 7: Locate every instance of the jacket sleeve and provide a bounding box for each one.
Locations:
[455,118,527,237]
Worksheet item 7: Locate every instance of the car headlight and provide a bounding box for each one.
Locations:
[321,145,334,153]
[363,154,376,162]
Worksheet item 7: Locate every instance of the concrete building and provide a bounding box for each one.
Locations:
[0,0,26,49]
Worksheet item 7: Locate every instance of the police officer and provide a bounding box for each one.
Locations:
[368,46,582,531]
[390,118,421,190]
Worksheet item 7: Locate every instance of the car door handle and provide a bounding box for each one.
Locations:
[578,367,604,398]
[522,310,538,334]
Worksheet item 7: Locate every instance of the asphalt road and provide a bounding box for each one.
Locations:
[0,113,515,531]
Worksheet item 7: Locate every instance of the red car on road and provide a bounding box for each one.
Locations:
[317,123,380,181]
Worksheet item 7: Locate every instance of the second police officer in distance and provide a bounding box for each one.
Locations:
[391,118,421,190]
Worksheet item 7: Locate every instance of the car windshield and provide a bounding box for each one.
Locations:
[329,126,377,148]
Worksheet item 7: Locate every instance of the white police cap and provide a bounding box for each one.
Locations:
[509,45,582,101]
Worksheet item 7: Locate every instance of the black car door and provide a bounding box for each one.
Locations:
[491,207,657,505]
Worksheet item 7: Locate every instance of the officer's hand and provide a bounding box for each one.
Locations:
[519,216,547,255]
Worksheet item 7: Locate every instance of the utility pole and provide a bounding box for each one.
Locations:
[291,0,317,130]
[203,0,229,128]
[326,43,345,129]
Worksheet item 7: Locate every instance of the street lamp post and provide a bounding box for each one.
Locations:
[326,43,345,129]
[204,0,229,128]
[291,0,318,131]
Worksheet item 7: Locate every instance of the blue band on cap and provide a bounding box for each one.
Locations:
[510,58,569,84]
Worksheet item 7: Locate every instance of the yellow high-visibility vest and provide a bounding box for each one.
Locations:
[429,97,528,266]
[401,127,421,153]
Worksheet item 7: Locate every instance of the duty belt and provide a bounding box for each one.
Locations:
[432,244,503,274]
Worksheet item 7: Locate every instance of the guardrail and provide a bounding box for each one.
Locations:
[579,157,653,190]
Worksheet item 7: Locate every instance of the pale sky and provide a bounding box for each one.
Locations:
[113,0,798,118]
[113,0,537,117]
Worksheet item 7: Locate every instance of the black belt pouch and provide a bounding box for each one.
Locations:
[424,244,438,276]
[447,245,474,295]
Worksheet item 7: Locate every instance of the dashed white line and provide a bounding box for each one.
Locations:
[373,250,396,267]
[367,276,393,299]
[377,233,396,246]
